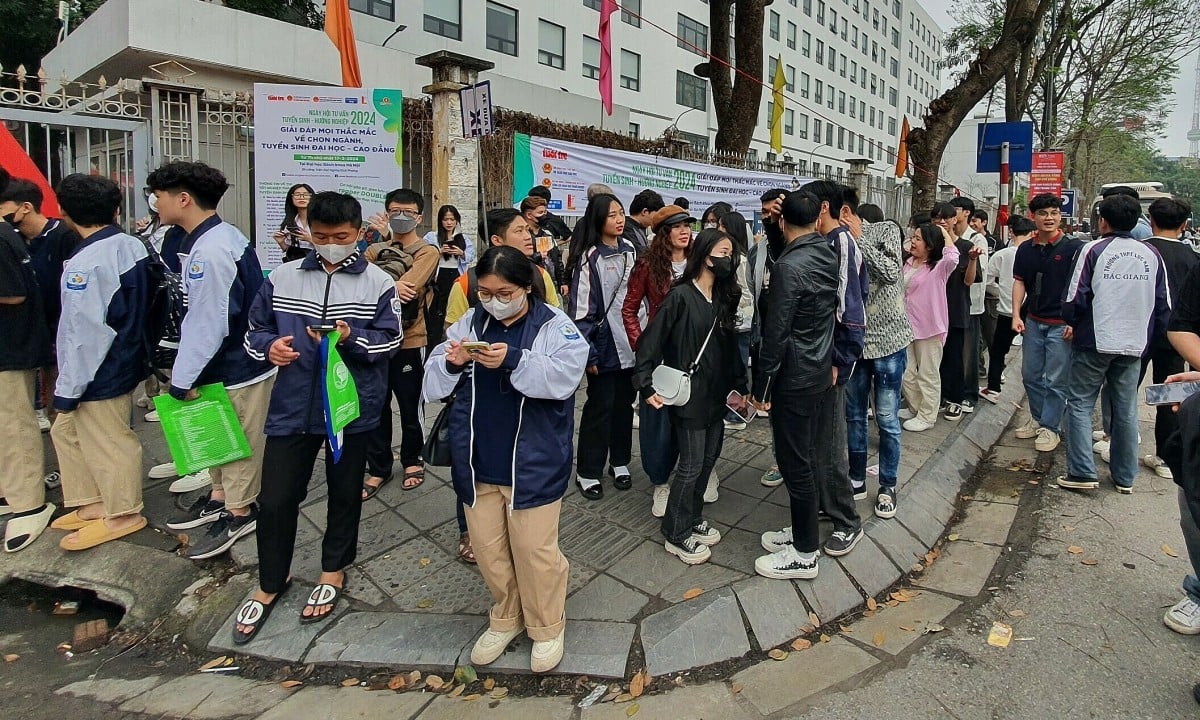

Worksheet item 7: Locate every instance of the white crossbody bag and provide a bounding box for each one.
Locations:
[651,320,717,406]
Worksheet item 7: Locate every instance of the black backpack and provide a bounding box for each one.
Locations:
[138,237,185,380]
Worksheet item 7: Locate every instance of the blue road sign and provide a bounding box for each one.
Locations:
[975,121,1035,173]
[1061,189,1077,218]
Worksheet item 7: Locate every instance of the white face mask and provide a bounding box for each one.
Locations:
[314,242,356,264]
[480,291,527,321]
[147,193,159,214]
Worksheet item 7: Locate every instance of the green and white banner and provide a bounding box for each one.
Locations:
[512,133,807,217]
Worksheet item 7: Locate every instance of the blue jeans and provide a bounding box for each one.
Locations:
[1021,320,1071,432]
[640,400,678,486]
[1064,350,1140,487]
[846,348,907,489]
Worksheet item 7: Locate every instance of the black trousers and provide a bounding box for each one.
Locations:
[939,327,966,404]
[963,315,982,401]
[576,367,636,479]
[816,385,860,533]
[661,421,724,544]
[366,347,426,476]
[1141,346,1186,453]
[426,267,460,348]
[987,315,1017,393]
[257,432,369,594]
[771,385,830,554]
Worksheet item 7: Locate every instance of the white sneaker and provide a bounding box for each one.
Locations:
[145,410,160,422]
[761,526,793,553]
[1164,597,1200,635]
[1092,430,1108,442]
[530,629,565,673]
[898,408,915,420]
[1034,428,1060,452]
[690,520,722,546]
[1093,440,1110,464]
[169,469,212,493]
[703,470,719,503]
[651,485,670,518]
[36,409,50,433]
[148,462,178,479]
[4,503,56,553]
[470,626,525,665]
[902,417,933,432]
[664,537,712,565]
[723,419,747,431]
[754,544,818,580]
[1143,455,1173,480]
[1014,419,1040,439]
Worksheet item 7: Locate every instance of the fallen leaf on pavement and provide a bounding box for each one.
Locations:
[198,656,230,671]
[767,648,789,660]
[1066,545,1084,555]
[1062,525,1075,532]
[899,625,915,632]
[416,599,434,609]
[462,694,481,702]
[839,625,852,634]
[872,631,886,647]
[866,597,878,611]
[863,609,877,618]
[820,634,830,643]
[408,671,422,685]
[3,654,19,663]
[682,588,704,601]
[449,685,466,698]
[890,592,911,603]
[490,687,508,699]
[948,533,960,542]
[615,693,634,703]
[987,622,1013,648]
[484,678,496,690]
[630,672,644,698]
[887,599,900,607]
[426,675,445,690]
[387,675,407,691]
[280,680,303,689]
[1008,609,1026,618]
[791,638,812,651]
[1163,544,1180,558]
[341,678,359,687]
[1081,558,1098,566]
[809,611,821,628]
[731,682,744,694]
[602,690,621,703]
[1028,480,1039,485]
[923,624,945,634]
[626,703,640,717]
[453,665,477,685]
[419,557,431,568]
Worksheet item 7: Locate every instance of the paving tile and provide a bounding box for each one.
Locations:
[656,562,750,602]
[558,511,643,571]
[703,488,761,527]
[896,496,946,547]
[57,676,164,704]
[355,510,421,562]
[795,560,863,623]
[607,541,691,596]
[864,516,929,573]
[841,590,960,655]
[391,560,492,614]
[733,576,812,649]
[835,533,902,601]
[914,539,1004,597]
[119,675,282,719]
[484,619,635,678]
[360,537,456,598]
[418,696,574,720]
[641,587,750,676]
[583,682,752,720]
[732,636,879,715]
[253,686,431,720]
[208,581,347,662]
[954,500,1019,546]
[304,611,487,667]
[735,500,791,534]
[592,485,660,536]
[709,527,769,575]
[393,484,461,531]
[566,574,649,622]
[719,463,777,500]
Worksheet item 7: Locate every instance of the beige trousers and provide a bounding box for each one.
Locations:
[465,483,569,641]
[51,391,143,518]
[210,376,275,509]
[902,337,945,425]
[0,369,45,513]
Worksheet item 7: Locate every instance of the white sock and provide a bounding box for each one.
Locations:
[577,476,600,490]
[798,550,818,563]
[612,465,630,477]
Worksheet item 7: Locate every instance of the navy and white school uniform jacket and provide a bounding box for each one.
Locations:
[1062,234,1172,357]
[169,215,274,399]
[245,251,401,436]
[423,298,589,511]
[568,238,637,372]
[54,226,153,412]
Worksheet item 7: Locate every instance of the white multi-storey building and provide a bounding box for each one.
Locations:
[42,0,941,182]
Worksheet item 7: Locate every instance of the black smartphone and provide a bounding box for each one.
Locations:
[308,324,338,335]
[1145,382,1200,406]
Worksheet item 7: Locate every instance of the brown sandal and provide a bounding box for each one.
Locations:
[457,532,477,564]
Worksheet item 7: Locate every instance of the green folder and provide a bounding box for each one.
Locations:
[152,383,253,476]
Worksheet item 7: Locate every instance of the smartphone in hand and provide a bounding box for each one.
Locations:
[1145,382,1200,406]
[726,390,757,422]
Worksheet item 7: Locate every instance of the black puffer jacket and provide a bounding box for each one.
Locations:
[752,231,838,401]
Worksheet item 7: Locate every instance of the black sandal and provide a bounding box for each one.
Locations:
[232,581,291,645]
[402,468,425,491]
[362,474,393,501]
[300,579,345,624]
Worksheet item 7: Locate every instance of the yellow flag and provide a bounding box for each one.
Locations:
[770,56,785,153]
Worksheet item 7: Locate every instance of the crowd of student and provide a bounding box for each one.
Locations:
[7,157,1200,677]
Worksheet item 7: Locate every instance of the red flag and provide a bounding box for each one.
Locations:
[599,0,618,115]
[0,125,60,218]
[324,0,363,88]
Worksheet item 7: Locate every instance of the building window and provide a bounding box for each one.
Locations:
[814,80,824,104]
[787,21,797,49]
[892,0,901,18]
[629,122,640,139]
[804,0,813,15]
[816,39,825,64]
[890,58,899,78]
[798,113,809,139]
[676,71,707,110]
[785,108,795,135]
[841,18,848,40]
[849,95,856,118]
[423,0,460,39]
[829,8,838,33]
[891,28,900,49]
[813,118,823,139]
[889,87,898,106]
[538,21,565,69]
[350,0,393,20]
[677,130,708,151]
[485,2,518,56]
[582,35,600,79]
[583,0,601,8]
[800,72,810,98]
[826,124,833,146]
[622,0,641,26]
[786,64,795,92]
[802,31,812,58]
[851,24,859,48]
[678,14,708,55]
[837,126,845,150]
[620,50,640,91]
[817,0,826,25]
[769,11,780,40]
[838,91,846,113]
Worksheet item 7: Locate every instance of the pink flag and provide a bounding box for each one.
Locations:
[599,0,617,115]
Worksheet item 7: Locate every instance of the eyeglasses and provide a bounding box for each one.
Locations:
[1033,209,1061,218]
[477,288,522,303]
[291,192,312,199]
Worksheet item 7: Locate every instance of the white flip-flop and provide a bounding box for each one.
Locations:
[4,503,56,553]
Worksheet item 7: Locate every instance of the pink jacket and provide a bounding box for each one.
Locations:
[903,240,960,342]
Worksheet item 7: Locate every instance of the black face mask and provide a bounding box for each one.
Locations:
[709,256,735,279]
[2,212,17,229]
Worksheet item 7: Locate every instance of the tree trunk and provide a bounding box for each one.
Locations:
[907,0,1054,211]
[711,0,766,154]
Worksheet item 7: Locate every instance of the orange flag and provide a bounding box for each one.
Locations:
[894,116,910,178]
[325,0,362,88]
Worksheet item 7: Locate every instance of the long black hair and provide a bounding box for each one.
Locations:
[565,193,624,279]
[476,245,547,301]
[916,223,946,268]
[435,204,462,244]
[719,210,750,256]
[702,201,733,227]
[280,183,314,232]
[680,228,742,330]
